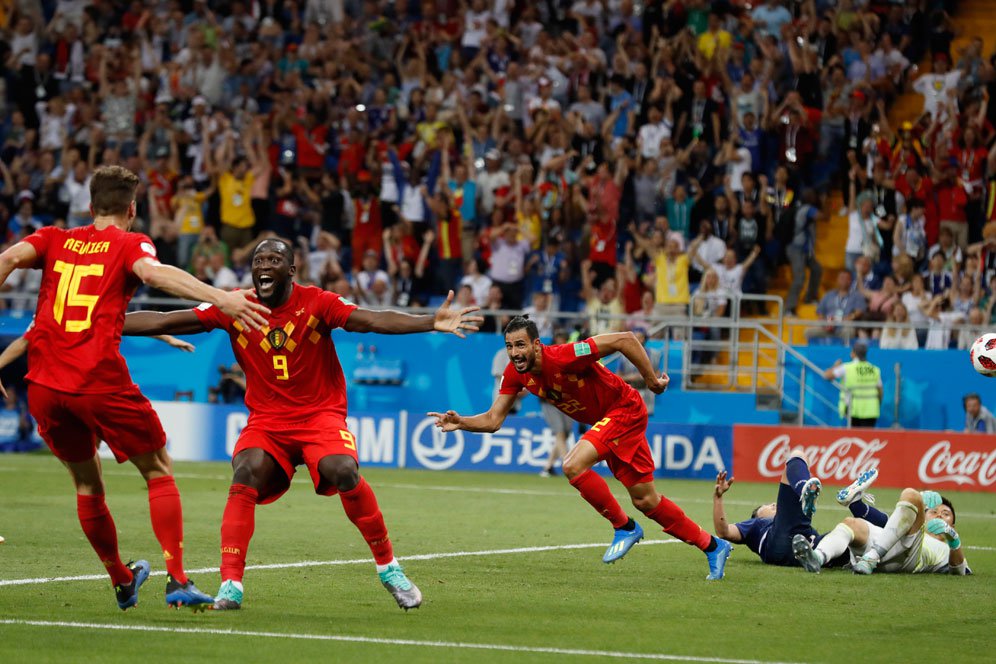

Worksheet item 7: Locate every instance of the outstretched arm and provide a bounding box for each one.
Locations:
[344,290,483,337]
[123,309,209,336]
[590,331,668,393]
[428,392,518,434]
[0,242,38,288]
[131,258,269,329]
[712,471,744,542]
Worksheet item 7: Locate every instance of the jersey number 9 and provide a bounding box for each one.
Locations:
[273,355,289,380]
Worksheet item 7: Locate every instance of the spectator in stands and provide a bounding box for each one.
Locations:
[488,222,531,310]
[845,177,883,275]
[522,289,555,339]
[209,363,247,405]
[963,393,996,434]
[688,220,726,284]
[581,259,623,336]
[879,303,919,350]
[924,251,955,296]
[923,293,964,350]
[651,236,690,318]
[785,192,822,316]
[855,275,900,336]
[807,270,867,342]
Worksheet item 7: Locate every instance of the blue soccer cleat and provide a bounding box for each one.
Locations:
[602,520,644,564]
[800,477,822,518]
[165,575,214,611]
[115,559,150,611]
[837,468,878,506]
[705,538,732,580]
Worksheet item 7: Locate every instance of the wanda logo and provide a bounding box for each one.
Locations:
[918,441,996,487]
[757,434,885,481]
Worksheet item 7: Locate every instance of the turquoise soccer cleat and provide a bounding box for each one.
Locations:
[379,562,422,610]
[705,538,732,580]
[213,579,243,610]
[800,477,822,518]
[602,520,644,564]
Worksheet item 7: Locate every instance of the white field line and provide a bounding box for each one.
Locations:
[0,619,805,664]
[2,463,996,518]
[0,540,680,588]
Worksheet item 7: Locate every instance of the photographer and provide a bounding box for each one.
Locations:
[209,363,247,405]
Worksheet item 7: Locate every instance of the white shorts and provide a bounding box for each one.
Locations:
[849,524,949,574]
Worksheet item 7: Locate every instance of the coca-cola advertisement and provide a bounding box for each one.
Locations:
[733,425,996,492]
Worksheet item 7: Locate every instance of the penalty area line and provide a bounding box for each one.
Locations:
[0,619,804,664]
[0,540,681,588]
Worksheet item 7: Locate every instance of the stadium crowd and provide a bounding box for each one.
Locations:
[0,0,994,350]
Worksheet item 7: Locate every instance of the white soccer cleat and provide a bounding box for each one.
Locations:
[837,468,879,507]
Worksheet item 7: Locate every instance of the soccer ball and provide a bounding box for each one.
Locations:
[970,333,996,377]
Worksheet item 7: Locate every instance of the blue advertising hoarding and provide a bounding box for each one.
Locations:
[152,402,732,481]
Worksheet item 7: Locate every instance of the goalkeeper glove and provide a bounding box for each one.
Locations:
[926,518,961,550]
[920,490,942,510]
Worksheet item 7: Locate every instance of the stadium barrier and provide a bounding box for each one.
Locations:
[733,425,996,493]
[143,402,732,481]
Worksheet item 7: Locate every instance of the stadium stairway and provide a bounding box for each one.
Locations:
[692,2,996,390]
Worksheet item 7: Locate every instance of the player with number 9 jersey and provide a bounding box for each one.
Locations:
[119,238,483,611]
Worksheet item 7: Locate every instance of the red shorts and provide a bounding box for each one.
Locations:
[581,406,655,487]
[235,412,358,504]
[28,382,166,464]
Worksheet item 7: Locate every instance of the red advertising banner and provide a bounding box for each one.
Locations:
[733,425,996,493]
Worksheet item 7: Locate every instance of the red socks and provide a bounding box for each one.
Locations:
[340,477,394,565]
[147,476,188,584]
[569,470,629,529]
[76,494,132,587]
[645,495,712,551]
[220,483,258,583]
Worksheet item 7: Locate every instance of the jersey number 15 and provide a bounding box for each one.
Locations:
[52,261,104,332]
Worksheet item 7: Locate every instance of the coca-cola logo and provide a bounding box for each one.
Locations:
[757,434,885,482]
[918,441,996,487]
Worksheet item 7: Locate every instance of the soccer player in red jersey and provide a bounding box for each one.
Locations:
[120,238,482,610]
[0,166,269,610]
[429,316,733,579]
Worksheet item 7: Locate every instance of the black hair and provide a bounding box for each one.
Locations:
[853,342,868,361]
[252,238,295,265]
[504,315,539,341]
[941,496,956,524]
[751,505,762,519]
[964,392,981,406]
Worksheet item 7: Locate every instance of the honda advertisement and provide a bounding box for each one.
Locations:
[733,425,996,492]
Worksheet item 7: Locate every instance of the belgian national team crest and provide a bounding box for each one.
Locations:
[267,327,289,350]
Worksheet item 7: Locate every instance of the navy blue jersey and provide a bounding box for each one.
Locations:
[734,517,773,557]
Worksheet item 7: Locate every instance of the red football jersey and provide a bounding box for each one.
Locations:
[23,224,159,394]
[499,338,644,426]
[193,284,357,422]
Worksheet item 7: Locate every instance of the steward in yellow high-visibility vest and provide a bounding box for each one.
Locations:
[823,342,882,428]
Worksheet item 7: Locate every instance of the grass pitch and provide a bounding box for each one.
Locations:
[0,453,993,664]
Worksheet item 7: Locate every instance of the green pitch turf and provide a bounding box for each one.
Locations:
[0,453,993,664]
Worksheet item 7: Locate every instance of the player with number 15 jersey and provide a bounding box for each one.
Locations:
[0,165,268,611]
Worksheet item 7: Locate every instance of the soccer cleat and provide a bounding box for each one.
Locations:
[115,559,151,610]
[539,470,551,478]
[165,575,214,611]
[212,580,243,610]
[705,538,732,580]
[378,562,422,611]
[799,477,822,518]
[837,468,879,506]
[792,534,823,573]
[602,520,644,564]
[852,550,880,575]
